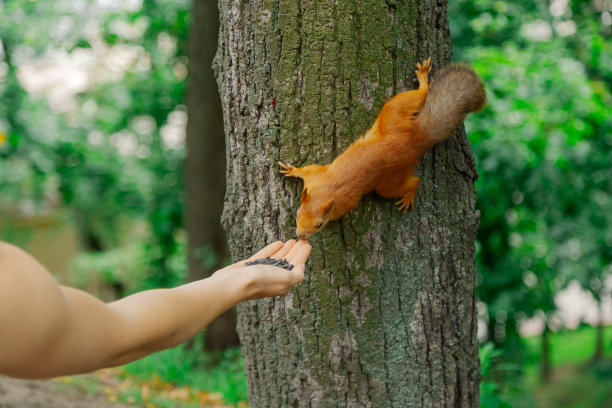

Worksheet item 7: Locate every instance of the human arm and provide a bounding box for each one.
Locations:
[0,239,310,379]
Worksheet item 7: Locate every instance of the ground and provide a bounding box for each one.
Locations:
[0,368,235,408]
[530,361,612,408]
[0,373,133,408]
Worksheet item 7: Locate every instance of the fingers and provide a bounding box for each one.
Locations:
[285,239,311,265]
[248,241,284,261]
[291,243,311,267]
[266,239,311,270]
[226,240,284,270]
[270,239,297,259]
[229,238,310,276]
[284,239,303,260]
[285,240,310,287]
[238,239,311,299]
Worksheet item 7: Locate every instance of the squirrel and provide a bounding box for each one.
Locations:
[279,58,486,239]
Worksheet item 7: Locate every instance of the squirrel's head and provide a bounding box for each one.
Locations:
[295,187,334,239]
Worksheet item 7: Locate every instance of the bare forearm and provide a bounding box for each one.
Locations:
[104,273,245,365]
[0,239,308,379]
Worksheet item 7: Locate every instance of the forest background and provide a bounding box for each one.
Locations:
[0,0,611,407]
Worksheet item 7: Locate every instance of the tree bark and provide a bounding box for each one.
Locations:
[216,1,480,406]
[186,0,239,350]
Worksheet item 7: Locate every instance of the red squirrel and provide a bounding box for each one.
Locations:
[279,59,486,239]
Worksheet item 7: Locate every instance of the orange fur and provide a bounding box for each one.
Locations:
[279,59,486,239]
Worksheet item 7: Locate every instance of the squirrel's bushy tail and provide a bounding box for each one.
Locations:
[413,64,486,152]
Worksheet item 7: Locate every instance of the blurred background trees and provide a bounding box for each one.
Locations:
[0,0,611,406]
[0,0,189,293]
[450,0,612,405]
[185,0,238,351]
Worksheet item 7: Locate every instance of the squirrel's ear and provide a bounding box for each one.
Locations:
[301,188,309,202]
[322,199,334,214]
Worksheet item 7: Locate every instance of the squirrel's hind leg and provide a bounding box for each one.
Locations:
[376,174,420,213]
[415,58,432,89]
[394,176,420,213]
[375,59,431,139]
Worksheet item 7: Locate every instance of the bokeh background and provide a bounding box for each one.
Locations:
[0,0,610,407]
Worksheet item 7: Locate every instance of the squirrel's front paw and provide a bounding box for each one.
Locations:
[278,161,298,177]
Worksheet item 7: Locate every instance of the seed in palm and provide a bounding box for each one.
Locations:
[245,258,295,271]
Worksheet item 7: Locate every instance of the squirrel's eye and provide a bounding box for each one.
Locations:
[316,221,323,229]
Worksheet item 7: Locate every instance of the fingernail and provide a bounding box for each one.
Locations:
[299,264,306,272]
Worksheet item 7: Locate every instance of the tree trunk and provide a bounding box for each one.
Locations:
[186,0,239,350]
[592,297,604,363]
[215,1,480,406]
[540,323,552,382]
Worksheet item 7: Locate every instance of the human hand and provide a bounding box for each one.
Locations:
[216,240,311,300]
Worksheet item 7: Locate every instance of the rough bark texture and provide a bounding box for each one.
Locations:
[186,0,239,350]
[215,1,480,406]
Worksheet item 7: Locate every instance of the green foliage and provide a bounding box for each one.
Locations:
[448,0,612,404]
[480,343,512,408]
[520,325,612,408]
[71,234,188,297]
[531,366,612,408]
[479,326,612,408]
[450,0,612,349]
[72,245,141,292]
[480,342,533,408]
[1,0,190,286]
[523,325,612,369]
[122,336,248,405]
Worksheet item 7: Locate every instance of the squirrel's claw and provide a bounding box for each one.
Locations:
[394,196,415,214]
[415,59,431,74]
[416,58,432,73]
[278,161,297,177]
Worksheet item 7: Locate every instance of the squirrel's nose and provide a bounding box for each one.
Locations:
[296,228,308,240]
